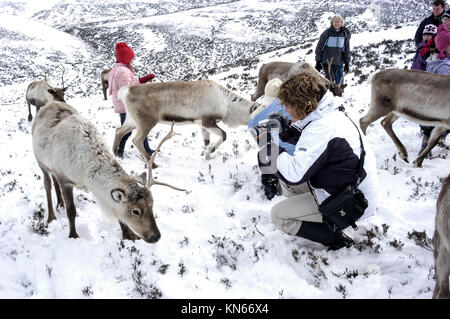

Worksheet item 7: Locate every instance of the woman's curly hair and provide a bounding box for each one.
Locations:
[277,73,328,120]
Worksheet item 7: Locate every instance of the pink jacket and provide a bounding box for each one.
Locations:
[108,63,139,113]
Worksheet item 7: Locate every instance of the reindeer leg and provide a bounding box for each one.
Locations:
[27,101,33,122]
[202,124,211,154]
[112,122,135,156]
[381,113,409,162]
[414,126,447,168]
[102,83,108,101]
[132,120,156,161]
[52,175,64,209]
[41,168,56,224]
[60,184,79,239]
[433,232,450,299]
[360,95,393,135]
[203,118,226,160]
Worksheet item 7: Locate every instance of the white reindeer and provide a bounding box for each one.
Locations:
[25,78,67,122]
[433,174,450,299]
[360,68,450,168]
[25,66,68,122]
[32,101,183,243]
[113,79,260,160]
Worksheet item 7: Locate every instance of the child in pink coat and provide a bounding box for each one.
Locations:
[108,42,155,158]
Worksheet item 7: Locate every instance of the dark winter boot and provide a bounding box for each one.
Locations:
[295,221,339,246]
[326,231,355,251]
[261,174,279,200]
[296,222,354,251]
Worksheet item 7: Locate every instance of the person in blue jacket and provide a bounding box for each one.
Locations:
[315,15,351,84]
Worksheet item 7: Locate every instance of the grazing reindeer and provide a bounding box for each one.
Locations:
[359,69,450,168]
[101,69,111,100]
[113,79,260,160]
[32,101,183,243]
[251,61,347,101]
[433,174,450,299]
[26,66,68,122]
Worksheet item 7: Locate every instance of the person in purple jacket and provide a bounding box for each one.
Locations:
[412,24,437,71]
[421,20,450,156]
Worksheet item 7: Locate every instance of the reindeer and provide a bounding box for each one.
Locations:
[359,69,450,168]
[25,67,68,122]
[101,69,111,100]
[32,101,183,243]
[251,61,347,101]
[113,79,260,160]
[433,174,450,299]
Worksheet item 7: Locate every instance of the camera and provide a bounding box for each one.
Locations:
[249,118,282,142]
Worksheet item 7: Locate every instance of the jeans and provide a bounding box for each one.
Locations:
[335,63,344,84]
[321,63,340,84]
[117,113,154,157]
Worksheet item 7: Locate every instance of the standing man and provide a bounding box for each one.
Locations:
[414,0,446,47]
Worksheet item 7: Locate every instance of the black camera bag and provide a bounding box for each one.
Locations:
[308,110,368,232]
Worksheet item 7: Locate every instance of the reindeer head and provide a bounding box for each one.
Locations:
[112,122,184,244]
[47,87,68,102]
[325,58,348,97]
[45,65,68,102]
[111,174,160,243]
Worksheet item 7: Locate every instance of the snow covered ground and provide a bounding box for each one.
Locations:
[0,0,448,299]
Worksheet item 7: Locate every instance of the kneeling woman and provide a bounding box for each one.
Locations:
[268,73,378,250]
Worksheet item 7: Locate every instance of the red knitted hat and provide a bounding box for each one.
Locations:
[115,42,135,64]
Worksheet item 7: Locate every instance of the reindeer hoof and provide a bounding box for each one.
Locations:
[69,232,79,239]
[205,153,212,160]
[413,160,422,168]
[47,216,56,224]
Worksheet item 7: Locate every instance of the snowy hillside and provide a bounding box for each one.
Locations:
[0,0,448,299]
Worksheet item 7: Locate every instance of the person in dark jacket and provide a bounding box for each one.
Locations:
[414,0,446,47]
[260,74,378,251]
[315,15,351,84]
[412,24,438,70]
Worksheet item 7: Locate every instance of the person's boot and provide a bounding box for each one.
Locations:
[295,221,338,246]
[261,174,279,200]
[438,135,450,150]
[296,222,354,251]
[326,231,355,251]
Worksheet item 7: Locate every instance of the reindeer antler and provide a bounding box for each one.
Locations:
[43,75,54,90]
[144,122,185,191]
[58,64,66,88]
[327,57,335,84]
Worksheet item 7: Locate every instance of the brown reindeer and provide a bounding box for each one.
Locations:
[360,69,450,168]
[25,68,68,122]
[433,174,450,299]
[32,101,183,242]
[113,79,260,160]
[251,61,347,101]
[101,69,111,100]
